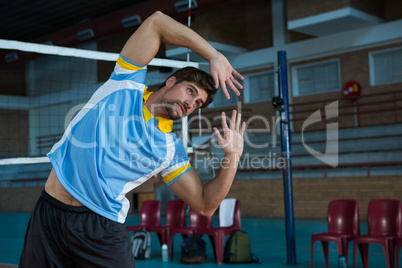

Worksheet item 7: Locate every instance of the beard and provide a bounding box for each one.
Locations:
[163,100,186,120]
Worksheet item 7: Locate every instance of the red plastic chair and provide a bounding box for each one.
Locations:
[197,198,242,265]
[146,199,187,246]
[310,199,360,268]
[168,208,213,259]
[126,200,161,232]
[396,237,402,268]
[353,199,402,268]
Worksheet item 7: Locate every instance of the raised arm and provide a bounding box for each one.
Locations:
[121,11,243,98]
[169,110,246,216]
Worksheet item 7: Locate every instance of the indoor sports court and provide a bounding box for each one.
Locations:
[1,0,402,267]
[0,212,395,267]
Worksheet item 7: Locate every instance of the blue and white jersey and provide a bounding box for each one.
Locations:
[48,54,192,223]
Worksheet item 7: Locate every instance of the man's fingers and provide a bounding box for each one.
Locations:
[220,79,230,99]
[236,113,242,132]
[212,73,219,89]
[221,112,228,129]
[226,79,240,96]
[229,110,236,129]
[231,76,243,90]
[233,69,244,81]
[241,121,246,135]
[231,70,244,92]
[213,127,223,142]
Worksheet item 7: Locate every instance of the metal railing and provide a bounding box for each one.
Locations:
[234,90,402,177]
[290,90,402,132]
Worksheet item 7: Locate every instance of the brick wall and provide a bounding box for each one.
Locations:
[0,64,26,96]
[350,0,385,18]
[289,42,402,132]
[1,176,401,221]
[190,0,273,51]
[0,109,29,157]
[225,175,402,220]
[0,187,42,212]
[0,177,157,213]
[287,0,385,21]
[287,0,350,21]
[385,0,402,21]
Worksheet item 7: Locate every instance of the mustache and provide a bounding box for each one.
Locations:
[166,101,187,114]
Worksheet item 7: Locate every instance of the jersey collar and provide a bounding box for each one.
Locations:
[143,88,173,133]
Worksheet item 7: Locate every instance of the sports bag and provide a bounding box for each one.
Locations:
[180,235,207,264]
[131,229,152,260]
[223,230,259,264]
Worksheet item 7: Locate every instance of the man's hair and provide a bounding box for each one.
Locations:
[158,67,217,108]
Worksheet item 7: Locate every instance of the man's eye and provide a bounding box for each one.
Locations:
[187,88,193,94]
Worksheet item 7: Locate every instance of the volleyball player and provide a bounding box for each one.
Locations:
[20,11,245,267]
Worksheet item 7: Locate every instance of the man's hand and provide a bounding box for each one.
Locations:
[213,110,246,158]
[169,110,246,216]
[209,52,244,100]
[121,11,243,99]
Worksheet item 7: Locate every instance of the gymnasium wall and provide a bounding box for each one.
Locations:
[289,42,402,132]
[0,109,29,158]
[287,0,385,21]
[0,187,42,212]
[1,175,401,222]
[226,175,402,220]
[0,177,157,214]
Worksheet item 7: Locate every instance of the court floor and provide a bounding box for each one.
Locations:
[0,212,393,267]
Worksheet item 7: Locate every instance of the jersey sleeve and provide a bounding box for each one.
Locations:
[111,54,147,84]
[160,141,193,186]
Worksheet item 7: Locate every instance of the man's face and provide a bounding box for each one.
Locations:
[159,79,208,120]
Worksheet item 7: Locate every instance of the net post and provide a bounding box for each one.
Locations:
[181,0,193,153]
[277,50,297,265]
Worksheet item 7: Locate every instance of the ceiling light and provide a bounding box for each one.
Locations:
[122,14,142,28]
[77,29,95,41]
[174,0,198,13]
[5,52,18,63]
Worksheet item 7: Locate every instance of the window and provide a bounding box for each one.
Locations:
[292,59,340,97]
[369,47,402,86]
[208,86,238,108]
[244,71,275,103]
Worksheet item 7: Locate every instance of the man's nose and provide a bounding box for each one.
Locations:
[185,99,195,109]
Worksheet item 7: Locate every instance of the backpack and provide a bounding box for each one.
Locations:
[131,229,152,260]
[223,230,259,264]
[180,235,207,264]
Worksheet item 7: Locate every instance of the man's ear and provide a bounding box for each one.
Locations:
[166,76,176,87]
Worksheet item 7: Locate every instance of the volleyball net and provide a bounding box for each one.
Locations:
[0,39,205,167]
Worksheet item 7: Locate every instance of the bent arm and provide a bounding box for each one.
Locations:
[121,11,243,97]
[169,154,240,216]
[169,111,246,216]
[121,11,217,66]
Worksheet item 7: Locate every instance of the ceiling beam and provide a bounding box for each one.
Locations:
[1,0,240,64]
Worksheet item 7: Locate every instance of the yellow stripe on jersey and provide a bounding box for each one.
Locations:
[117,55,146,71]
[142,88,152,123]
[143,105,153,123]
[156,116,173,133]
[143,87,152,102]
[163,164,192,185]
[142,88,173,133]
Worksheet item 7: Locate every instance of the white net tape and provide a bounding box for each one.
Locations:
[0,39,200,69]
[0,157,49,165]
[0,39,203,166]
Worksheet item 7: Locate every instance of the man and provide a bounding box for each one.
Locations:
[20,11,245,267]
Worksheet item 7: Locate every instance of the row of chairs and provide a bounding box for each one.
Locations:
[126,198,241,265]
[311,199,402,268]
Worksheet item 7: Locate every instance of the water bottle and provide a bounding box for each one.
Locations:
[162,244,168,262]
[338,256,347,268]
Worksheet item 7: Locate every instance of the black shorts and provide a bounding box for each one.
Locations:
[19,190,135,268]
